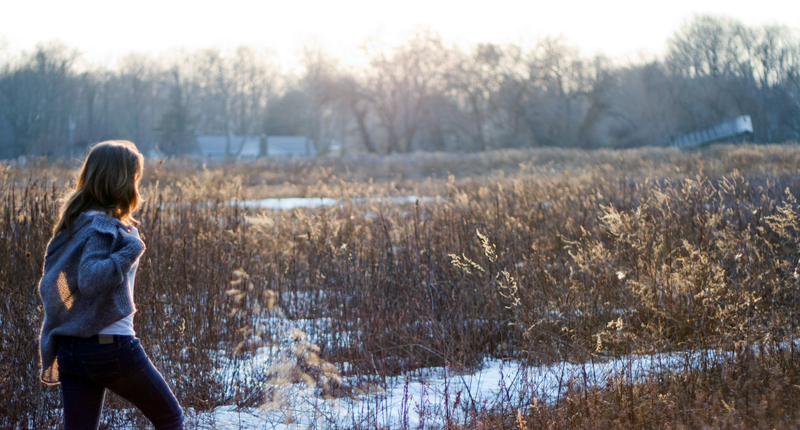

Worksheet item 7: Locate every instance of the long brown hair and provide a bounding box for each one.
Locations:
[53,140,144,236]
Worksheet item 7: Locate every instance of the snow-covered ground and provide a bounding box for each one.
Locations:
[238,196,445,210]
[185,339,730,429]
[168,289,745,429]
[239,197,340,210]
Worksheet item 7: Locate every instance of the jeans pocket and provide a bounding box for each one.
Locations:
[82,357,122,379]
[56,347,76,377]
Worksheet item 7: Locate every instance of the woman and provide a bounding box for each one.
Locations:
[38,140,184,429]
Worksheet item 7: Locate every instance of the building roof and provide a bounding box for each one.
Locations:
[268,136,316,157]
[196,136,260,158]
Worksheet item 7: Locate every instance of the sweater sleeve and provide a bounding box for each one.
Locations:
[77,230,145,297]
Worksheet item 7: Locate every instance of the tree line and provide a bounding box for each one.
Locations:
[1,14,799,159]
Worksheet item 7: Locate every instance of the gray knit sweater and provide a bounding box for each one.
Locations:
[38,211,145,384]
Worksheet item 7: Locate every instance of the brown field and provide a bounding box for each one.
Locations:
[2,144,800,429]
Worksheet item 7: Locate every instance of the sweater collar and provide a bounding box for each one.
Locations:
[47,212,119,251]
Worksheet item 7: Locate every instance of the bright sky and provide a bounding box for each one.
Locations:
[1,0,799,72]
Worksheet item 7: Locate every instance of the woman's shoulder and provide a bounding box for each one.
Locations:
[44,216,104,260]
[50,213,119,247]
[85,211,123,236]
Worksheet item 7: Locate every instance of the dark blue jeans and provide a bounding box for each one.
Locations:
[56,335,184,430]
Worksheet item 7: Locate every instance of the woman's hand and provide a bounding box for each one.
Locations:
[118,225,140,239]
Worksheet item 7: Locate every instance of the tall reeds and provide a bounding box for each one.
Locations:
[2,144,800,428]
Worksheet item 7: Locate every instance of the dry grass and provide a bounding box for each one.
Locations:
[452,347,800,430]
[2,143,800,428]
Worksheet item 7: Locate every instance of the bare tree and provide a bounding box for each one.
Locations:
[299,45,345,155]
[447,43,505,151]
[332,75,378,153]
[666,15,745,79]
[194,47,275,157]
[155,67,196,155]
[0,43,78,157]
[363,30,450,153]
[664,15,800,142]
[117,54,159,146]
[524,37,591,146]
[4,15,800,158]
